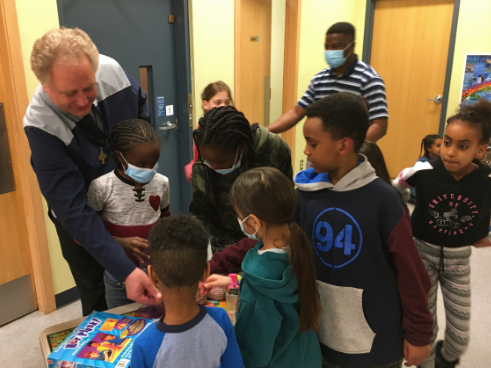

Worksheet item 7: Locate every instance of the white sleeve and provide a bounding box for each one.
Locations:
[87,179,105,212]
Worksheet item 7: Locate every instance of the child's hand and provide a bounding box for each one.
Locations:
[403,340,430,367]
[116,237,150,264]
[198,282,208,296]
[200,274,232,295]
[196,286,207,304]
[473,237,491,248]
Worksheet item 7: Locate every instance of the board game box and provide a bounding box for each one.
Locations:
[46,309,147,353]
[47,311,154,368]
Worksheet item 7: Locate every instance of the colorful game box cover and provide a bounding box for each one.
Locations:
[47,311,154,368]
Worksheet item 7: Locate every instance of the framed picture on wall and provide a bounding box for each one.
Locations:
[461,54,491,103]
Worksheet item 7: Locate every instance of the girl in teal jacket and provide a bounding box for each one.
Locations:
[202,167,322,368]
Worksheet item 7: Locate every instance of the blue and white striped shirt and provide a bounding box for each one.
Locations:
[298,55,388,121]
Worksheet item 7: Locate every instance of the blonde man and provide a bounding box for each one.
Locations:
[24,27,160,315]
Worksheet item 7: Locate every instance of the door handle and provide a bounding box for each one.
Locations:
[159,121,176,130]
[428,95,443,104]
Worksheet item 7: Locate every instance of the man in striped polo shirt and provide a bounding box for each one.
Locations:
[269,22,388,142]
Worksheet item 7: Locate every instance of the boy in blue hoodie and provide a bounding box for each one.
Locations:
[295,93,433,368]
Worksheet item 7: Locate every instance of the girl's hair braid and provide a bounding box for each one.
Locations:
[419,134,442,159]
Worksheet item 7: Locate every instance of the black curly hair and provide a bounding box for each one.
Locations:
[326,22,355,40]
[447,99,491,144]
[305,92,369,152]
[110,119,158,168]
[148,214,208,288]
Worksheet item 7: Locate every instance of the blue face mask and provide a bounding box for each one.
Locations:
[238,215,258,240]
[205,148,243,175]
[121,154,158,184]
[324,42,353,68]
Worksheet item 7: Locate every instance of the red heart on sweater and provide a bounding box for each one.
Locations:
[149,195,161,211]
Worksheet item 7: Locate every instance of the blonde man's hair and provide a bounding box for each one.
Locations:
[30,27,99,85]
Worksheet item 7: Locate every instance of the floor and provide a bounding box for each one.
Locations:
[1,251,490,368]
[0,300,82,368]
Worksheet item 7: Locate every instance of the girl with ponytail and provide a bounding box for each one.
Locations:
[419,134,442,161]
[201,167,321,368]
[408,134,442,203]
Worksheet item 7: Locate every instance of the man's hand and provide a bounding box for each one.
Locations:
[473,237,491,248]
[116,237,149,264]
[125,268,162,305]
[403,340,430,367]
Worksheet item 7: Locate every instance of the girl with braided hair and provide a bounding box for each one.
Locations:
[408,134,442,204]
[184,81,233,182]
[87,119,170,308]
[190,105,292,253]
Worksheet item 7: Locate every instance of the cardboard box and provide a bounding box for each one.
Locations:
[39,303,141,368]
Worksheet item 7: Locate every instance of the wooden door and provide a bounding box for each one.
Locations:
[235,0,272,126]
[0,39,36,325]
[371,0,454,176]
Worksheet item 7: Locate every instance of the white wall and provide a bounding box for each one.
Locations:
[15,0,76,295]
[189,0,235,125]
[293,0,367,173]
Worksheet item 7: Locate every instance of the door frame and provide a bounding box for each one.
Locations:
[280,0,302,166]
[362,0,461,136]
[171,0,193,214]
[233,0,301,165]
[0,0,56,314]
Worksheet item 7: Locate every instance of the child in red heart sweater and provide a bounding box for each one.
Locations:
[87,119,170,309]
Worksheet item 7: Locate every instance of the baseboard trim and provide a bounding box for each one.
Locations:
[55,287,80,309]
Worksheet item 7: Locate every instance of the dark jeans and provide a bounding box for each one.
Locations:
[50,212,107,316]
[322,357,403,368]
[104,270,134,309]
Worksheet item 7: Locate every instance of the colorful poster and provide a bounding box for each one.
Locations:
[461,54,491,103]
[47,311,154,368]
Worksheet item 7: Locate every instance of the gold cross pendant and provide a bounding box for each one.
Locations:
[98,148,107,164]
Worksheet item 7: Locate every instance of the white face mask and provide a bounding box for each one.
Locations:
[237,215,258,240]
[204,148,243,175]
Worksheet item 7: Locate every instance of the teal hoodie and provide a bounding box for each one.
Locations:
[235,241,321,368]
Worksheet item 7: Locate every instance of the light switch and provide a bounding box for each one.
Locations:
[166,105,174,116]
